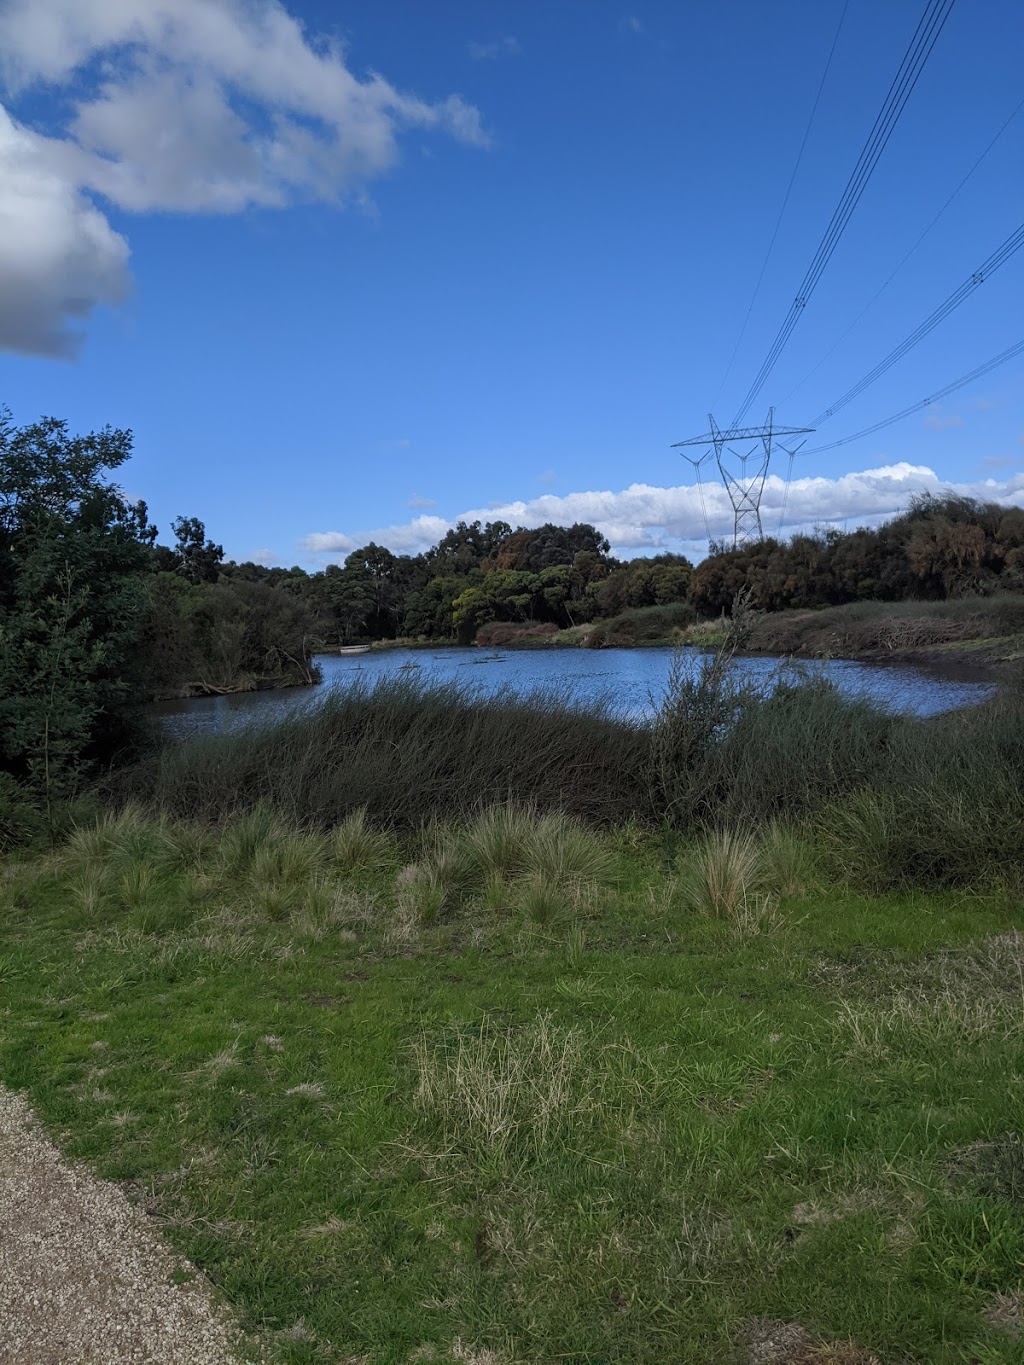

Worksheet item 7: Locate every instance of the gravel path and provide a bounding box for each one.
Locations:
[0,1088,258,1364]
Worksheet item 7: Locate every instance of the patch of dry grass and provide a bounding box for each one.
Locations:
[412,1014,594,1169]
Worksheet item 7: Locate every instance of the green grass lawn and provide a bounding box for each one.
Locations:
[1,809,1022,1364]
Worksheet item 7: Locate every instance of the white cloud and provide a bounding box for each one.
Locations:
[468,36,521,60]
[247,547,281,566]
[300,461,1024,562]
[0,0,487,355]
[406,494,437,510]
[0,106,130,357]
[304,513,451,557]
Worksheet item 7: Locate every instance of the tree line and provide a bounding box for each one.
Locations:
[4,405,1024,813]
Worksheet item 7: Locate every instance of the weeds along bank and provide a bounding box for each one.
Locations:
[743,592,1024,662]
[3,803,1024,1362]
[104,656,1024,893]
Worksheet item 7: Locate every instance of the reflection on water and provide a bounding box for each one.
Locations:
[151,647,996,741]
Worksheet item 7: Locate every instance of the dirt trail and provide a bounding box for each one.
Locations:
[0,1088,257,1364]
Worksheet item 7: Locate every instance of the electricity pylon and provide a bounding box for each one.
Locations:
[672,407,814,548]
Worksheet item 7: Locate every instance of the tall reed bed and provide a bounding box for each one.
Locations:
[106,660,1024,892]
[109,677,652,829]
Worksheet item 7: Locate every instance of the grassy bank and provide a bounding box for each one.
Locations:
[465,596,1024,668]
[2,807,1023,1363]
[475,603,697,651]
[105,666,1024,893]
[743,594,1024,665]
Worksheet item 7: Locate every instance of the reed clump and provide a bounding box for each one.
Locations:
[108,677,651,830]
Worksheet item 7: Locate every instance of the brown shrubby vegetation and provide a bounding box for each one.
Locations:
[689,494,1024,617]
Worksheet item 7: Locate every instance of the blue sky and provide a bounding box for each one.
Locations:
[1,0,1022,564]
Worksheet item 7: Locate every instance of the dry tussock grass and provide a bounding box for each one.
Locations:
[677,828,763,919]
[413,1014,594,1165]
[742,1319,882,1365]
[830,931,1024,1057]
[984,1287,1024,1339]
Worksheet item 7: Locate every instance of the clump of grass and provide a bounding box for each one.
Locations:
[676,828,762,919]
[330,808,397,875]
[216,806,283,879]
[252,883,296,922]
[154,820,212,875]
[64,805,150,867]
[818,790,896,893]
[515,873,568,926]
[729,893,782,942]
[462,806,537,881]
[401,809,615,925]
[248,831,326,889]
[69,866,108,916]
[117,859,159,913]
[481,871,510,913]
[521,811,617,888]
[395,863,448,927]
[761,821,819,898]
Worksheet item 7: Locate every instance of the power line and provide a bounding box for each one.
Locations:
[809,221,1024,426]
[776,448,797,536]
[730,0,956,428]
[781,92,1024,406]
[800,335,1024,455]
[712,0,850,408]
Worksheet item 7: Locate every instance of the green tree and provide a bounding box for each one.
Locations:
[170,516,224,584]
[0,409,156,805]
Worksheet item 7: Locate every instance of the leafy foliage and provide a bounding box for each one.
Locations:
[0,409,156,799]
[690,495,1024,617]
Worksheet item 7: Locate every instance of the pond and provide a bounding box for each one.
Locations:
[152,646,996,740]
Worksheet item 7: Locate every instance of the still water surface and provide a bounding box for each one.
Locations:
[153,647,995,740]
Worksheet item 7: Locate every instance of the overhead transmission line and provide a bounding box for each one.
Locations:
[800,335,1024,455]
[808,221,1024,426]
[780,91,1024,406]
[774,334,1024,534]
[729,0,956,429]
[711,0,850,409]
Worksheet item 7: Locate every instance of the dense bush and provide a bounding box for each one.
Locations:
[474,621,561,648]
[137,573,320,697]
[0,410,156,800]
[748,594,1024,657]
[581,602,695,647]
[690,495,1024,618]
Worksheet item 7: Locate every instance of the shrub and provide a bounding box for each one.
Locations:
[0,774,44,852]
[676,829,762,918]
[474,621,561,648]
[330,808,397,875]
[581,603,695,649]
[748,594,1024,658]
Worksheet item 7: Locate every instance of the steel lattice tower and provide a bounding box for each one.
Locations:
[672,408,814,548]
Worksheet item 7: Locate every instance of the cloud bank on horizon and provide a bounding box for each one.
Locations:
[300,460,1024,563]
[0,0,486,358]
